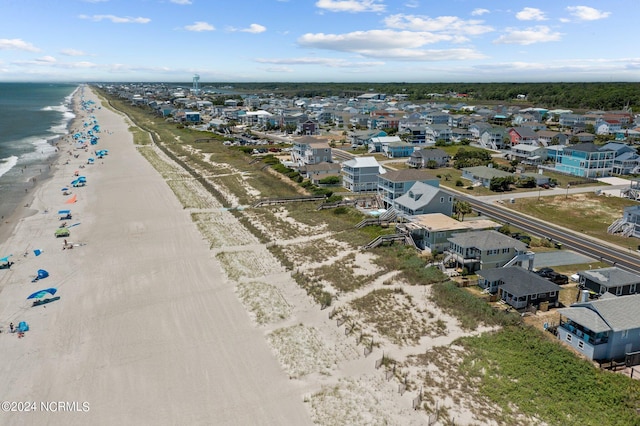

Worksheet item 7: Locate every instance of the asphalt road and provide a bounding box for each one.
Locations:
[450,190,640,274]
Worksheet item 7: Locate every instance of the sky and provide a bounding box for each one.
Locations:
[0,0,638,83]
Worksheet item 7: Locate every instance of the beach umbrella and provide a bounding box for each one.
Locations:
[27,288,57,300]
[33,249,43,257]
[0,254,12,263]
[61,187,69,191]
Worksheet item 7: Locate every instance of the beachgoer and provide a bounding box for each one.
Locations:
[9,323,14,333]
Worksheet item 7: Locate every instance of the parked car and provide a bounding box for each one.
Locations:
[536,267,554,277]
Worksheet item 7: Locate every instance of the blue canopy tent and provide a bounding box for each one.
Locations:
[27,288,57,299]
[33,249,43,256]
[0,254,13,269]
[31,269,49,282]
[27,288,59,307]
[58,209,72,220]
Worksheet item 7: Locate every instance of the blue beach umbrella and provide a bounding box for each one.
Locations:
[27,288,57,300]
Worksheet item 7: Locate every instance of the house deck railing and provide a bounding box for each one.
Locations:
[559,318,609,346]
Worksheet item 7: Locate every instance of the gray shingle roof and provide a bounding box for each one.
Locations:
[578,267,640,288]
[448,230,528,251]
[478,266,561,297]
[560,293,640,332]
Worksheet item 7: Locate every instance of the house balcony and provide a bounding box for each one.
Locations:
[559,318,609,346]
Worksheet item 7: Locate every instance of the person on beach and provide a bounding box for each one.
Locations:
[9,322,14,333]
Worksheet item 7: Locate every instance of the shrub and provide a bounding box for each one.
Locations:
[455,180,464,187]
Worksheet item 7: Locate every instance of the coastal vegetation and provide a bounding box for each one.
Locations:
[97,87,640,425]
[181,81,640,110]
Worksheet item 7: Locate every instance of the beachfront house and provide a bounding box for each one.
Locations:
[402,213,500,252]
[290,136,332,167]
[445,230,533,273]
[341,156,385,192]
[577,267,640,297]
[377,169,439,208]
[392,182,453,217]
[557,293,640,361]
[477,266,561,309]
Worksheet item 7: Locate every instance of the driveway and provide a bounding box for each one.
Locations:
[533,250,596,268]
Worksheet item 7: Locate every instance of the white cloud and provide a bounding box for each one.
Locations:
[297,31,485,61]
[78,14,151,24]
[35,56,57,64]
[404,0,419,8]
[241,24,267,34]
[60,48,87,56]
[566,6,610,21]
[494,26,562,45]
[383,14,493,36]
[185,21,215,32]
[471,8,489,16]
[299,30,464,51]
[255,57,384,67]
[315,0,385,13]
[170,0,192,4]
[0,38,40,52]
[516,7,547,21]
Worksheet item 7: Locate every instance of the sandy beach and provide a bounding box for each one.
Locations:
[0,87,312,425]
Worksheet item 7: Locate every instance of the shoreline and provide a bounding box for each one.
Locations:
[0,87,79,244]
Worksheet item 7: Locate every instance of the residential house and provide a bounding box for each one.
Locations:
[368,135,402,153]
[596,119,623,135]
[510,144,547,165]
[600,142,640,175]
[557,293,640,361]
[477,266,561,309]
[446,230,533,273]
[425,111,450,125]
[508,127,539,146]
[461,166,513,188]
[297,119,319,135]
[479,127,508,150]
[378,169,440,208]
[537,130,568,147]
[559,113,586,129]
[299,162,342,184]
[403,213,500,252]
[349,130,387,147]
[342,156,386,192]
[451,128,473,143]
[290,136,332,167]
[424,124,453,145]
[553,143,615,178]
[404,126,427,145]
[406,148,450,169]
[381,141,415,158]
[392,182,454,217]
[577,267,640,297]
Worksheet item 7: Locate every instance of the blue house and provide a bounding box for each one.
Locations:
[552,143,614,178]
[557,293,640,361]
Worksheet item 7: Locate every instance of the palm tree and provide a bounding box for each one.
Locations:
[453,200,472,221]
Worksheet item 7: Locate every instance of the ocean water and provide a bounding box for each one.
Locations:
[0,83,78,228]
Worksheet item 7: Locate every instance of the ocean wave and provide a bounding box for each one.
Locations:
[0,155,19,178]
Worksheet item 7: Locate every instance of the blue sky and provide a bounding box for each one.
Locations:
[0,0,637,82]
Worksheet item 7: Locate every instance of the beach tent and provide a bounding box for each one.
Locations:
[58,209,72,219]
[18,321,29,332]
[31,269,49,282]
[27,288,56,300]
[55,228,70,238]
[87,158,94,164]
[33,249,43,256]
[0,254,13,269]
